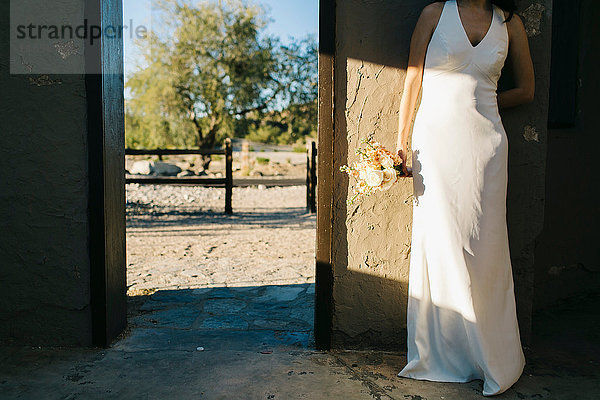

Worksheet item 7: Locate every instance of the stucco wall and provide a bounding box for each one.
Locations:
[331,0,413,350]
[0,0,92,345]
[533,0,600,309]
[331,0,552,349]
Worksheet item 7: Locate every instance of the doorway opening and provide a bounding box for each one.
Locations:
[120,0,319,350]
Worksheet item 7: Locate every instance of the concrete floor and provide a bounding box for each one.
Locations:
[1,287,598,399]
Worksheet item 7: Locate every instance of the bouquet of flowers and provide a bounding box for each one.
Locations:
[339,136,406,205]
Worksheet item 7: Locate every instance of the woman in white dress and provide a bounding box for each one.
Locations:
[395,0,535,396]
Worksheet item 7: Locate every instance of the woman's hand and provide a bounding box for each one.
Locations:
[396,146,412,177]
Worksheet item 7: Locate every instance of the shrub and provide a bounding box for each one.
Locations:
[256,157,270,165]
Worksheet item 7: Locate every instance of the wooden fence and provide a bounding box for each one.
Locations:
[306,140,317,213]
[125,138,317,214]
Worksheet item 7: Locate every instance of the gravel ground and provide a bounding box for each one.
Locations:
[126,184,316,296]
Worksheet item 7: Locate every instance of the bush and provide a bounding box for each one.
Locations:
[246,124,282,144]
[256,157,270,165]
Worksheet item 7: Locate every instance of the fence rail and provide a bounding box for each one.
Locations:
[125,176,227,186]
[125,148,225,156]
[125,138,317,214]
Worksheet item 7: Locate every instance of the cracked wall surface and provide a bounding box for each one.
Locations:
[0,0,92,345]
[331,0,553,349]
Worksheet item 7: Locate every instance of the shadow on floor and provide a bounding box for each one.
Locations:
[121,283,315,352]
[526,292,600,378]
[126,206,314,230]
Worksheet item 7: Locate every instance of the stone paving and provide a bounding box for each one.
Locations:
[123,283,316,351]
[1,288,599,399]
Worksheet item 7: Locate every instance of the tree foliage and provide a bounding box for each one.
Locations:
[245,35,318,145]
[126,0,317,167]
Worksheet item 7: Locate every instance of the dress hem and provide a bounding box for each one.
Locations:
[397,370,518,397]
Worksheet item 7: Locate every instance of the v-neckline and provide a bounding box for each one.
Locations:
[454,0,495,49]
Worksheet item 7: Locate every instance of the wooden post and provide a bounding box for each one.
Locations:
[306,141,310,211]
[241,140,250,175]
[310,140,317,213]
[314,0,335,349]
[306,139,317,213]
[224,138,233,214]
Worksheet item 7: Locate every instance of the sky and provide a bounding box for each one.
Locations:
[123,0,318,91]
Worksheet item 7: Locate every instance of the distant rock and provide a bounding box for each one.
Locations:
[129,160,152,175]
[250,170,263,176]
[151,161,182,176]
[129,160,182,176]
[177,170,195,177]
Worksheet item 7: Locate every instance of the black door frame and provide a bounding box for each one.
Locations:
[314,0,335,350]
[86,0,127,347]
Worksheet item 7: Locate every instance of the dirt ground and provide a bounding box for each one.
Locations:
[126,184,316,296]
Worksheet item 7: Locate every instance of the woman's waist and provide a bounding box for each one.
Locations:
[420,85,498,103]
[414,97,503,130]
[418,88,499,116]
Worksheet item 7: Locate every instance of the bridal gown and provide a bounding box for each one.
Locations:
[397,0,525,396]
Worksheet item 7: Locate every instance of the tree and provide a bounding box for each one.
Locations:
[126,0,282,168]
[245,34,318,145]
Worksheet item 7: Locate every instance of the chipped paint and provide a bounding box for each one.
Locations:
[521,3,545,37]
[29,75,63,86]
[54,40,80,59]
[19,55,33,73]
[523,125,540,142]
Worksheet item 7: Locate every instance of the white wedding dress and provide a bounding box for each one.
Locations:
[397,0,525,396]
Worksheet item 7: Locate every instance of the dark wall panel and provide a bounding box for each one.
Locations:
[0,0,92,345]
[533,0,600,310]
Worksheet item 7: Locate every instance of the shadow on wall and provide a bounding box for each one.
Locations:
[329,2,416,351]
[329,2,410,349]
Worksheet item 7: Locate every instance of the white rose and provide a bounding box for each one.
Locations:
[381,155,394,169]
[380,168,397,191]
[366,168,384,187]
[359,168,368,181]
